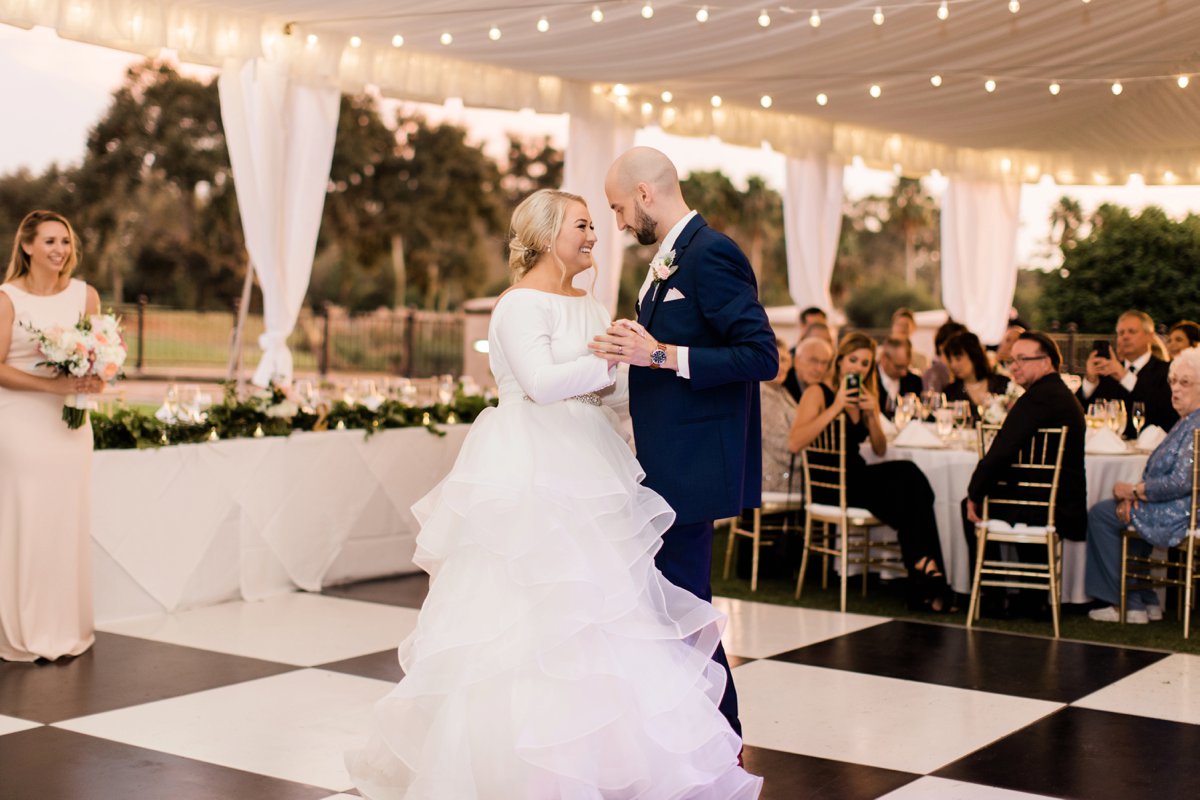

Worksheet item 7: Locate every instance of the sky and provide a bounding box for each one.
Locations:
[2,23,1198,271]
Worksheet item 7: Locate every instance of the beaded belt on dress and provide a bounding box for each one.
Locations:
[522,393,602,406]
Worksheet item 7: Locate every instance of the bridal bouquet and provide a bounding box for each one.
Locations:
[23,313,127,429]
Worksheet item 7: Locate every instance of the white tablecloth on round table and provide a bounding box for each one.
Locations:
[868,438,1148,600]
[90,425,470,624]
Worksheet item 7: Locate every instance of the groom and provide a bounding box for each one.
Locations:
[591,147,778,738]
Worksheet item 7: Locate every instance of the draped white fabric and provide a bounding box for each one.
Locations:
[783,155,844,313]
[940,177,1022,345]
[563,85,635,315]
[217,58,339,386]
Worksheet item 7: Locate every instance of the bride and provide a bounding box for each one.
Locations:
[346,190,761,799]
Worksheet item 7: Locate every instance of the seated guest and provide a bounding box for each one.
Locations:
[964,333,1088,601]
[1085,347,1200,623]
[877,336,924,418]
[922,320,967,394]
[783,308,832,400]
[788,332,951,610]
[993,321,1026,377]
[1167,320,1200,358]
[1077,310,1178,437]
[942,331,1010,418]
[761,338,799,493]
[891,307,929,371]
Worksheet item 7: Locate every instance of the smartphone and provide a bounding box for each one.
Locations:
[844,372,861,394]
[1092,340,1111,359]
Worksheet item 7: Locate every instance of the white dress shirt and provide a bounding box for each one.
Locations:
[1080,350,1152,398]
[638,210,697,379]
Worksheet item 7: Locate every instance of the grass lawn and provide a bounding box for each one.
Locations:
[713,528,1200,655]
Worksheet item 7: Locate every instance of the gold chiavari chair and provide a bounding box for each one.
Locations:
[723,490,804,592]
[967,423,1068,638]
[796,416,904,612]
[1119,429,1200,637]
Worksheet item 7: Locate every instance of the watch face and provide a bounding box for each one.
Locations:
[651,348,667,366]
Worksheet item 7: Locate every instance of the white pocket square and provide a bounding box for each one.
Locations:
[663,287,686,302]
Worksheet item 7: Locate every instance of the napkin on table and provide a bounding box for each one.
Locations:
[880,416,898,437]
[1136,425,1167,452]
[1085,427,1128,454]
[892,421,945,448]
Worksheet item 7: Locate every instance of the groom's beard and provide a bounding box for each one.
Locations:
[633,203,658,246]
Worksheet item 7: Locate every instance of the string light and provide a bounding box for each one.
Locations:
[391,34,404,47]
[641,2,654,19]
[612,83,629,97]
[1111,81,1123,95]
[809,9,821,27]
[937,1,949,21]
[758,9,771,27]
[930,74,943,87]
[1179,75,1191,89]
[641,101,653,114]
[1008,0,1020,12]
[869,84,882,98]
[488,26,501,41]
[306,33,318,45]
[1049,82,1061,95]
[349,36,361,48]
[661,90,673,102]
[816,92,829,106]
[440,31,452,45]
[711,95,722,107]
[760,95,772,108]
[873,6,885,25]
[591,6,603,23]
[537,16,549,32]
[984,79,996,93]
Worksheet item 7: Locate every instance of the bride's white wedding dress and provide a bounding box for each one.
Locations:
[347,288,761,799]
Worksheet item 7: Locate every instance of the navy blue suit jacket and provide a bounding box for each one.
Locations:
[628,214,778,526]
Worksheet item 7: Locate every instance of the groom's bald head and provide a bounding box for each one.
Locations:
[605,147,690,246]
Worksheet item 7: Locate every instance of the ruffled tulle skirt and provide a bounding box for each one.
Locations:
[346,399,761,799]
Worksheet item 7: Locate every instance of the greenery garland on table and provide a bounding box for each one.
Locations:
[91,383,496,450]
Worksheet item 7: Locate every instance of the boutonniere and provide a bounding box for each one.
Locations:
[650,250,678,287]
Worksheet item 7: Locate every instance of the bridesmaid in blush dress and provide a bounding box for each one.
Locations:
[0,210,105,662]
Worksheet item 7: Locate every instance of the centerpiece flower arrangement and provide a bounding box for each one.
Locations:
[22,313,126,429]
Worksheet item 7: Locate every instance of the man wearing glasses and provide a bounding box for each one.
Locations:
[962,332,1088,617]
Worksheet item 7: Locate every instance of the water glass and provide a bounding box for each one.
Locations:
[934,408,954,440]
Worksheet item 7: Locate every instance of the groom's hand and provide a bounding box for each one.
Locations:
[590,320,655,368]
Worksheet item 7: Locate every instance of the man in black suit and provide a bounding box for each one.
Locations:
[1076,310,1177,437]
[963,332,1087,613]
[782,307,829,401]
[877,336,924,418]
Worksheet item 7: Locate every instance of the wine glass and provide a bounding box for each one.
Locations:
[1106,399,1126,436]
[893,398,912,431]
[1087,401,1107,430]
[1131,401,1146,437]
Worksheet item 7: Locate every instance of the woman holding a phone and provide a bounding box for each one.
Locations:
[788,332,952,611]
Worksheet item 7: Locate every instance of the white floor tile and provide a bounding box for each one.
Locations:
[879,776,1059,800]
[713,596,889,659]
[318,795,361,800]
[97,592,419,666]
[0,714,41,736]
[54,668,392,792]
[734,660,1062,775]
[1073,652,1200,725]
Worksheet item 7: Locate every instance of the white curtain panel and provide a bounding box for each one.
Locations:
[940,176,1022,345]
[563,84,635,316]
[783,154,844,313]
[218,58,340,386]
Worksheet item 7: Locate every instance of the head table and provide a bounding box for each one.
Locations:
[91,425,470,625]
[868,431,1148,600]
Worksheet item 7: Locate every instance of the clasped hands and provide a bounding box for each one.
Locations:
[589,319,657,368]
[1112,480,1141,524]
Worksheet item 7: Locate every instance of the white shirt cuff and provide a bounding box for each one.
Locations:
[676,346,691,379]
[1119,372,1137,393]
[1081,378,1098,399]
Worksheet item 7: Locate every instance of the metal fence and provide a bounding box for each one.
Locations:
[117,298,464,378]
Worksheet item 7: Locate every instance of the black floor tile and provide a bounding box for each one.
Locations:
[769,620,1168,702]
[0,632,296,723]
[728,654,757,669]
[319,648,405,683]
[936,706,1200,799]
[0,727,331,800]
[323,573,429,609]
[743,745,919,800]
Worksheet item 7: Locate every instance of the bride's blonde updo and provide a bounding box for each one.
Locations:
[507,189,587,282]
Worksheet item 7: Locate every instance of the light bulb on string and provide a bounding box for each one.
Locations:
[349,36,361,48]
[1049,82,1061,95]
[711,95,722,108]
[937,1,949,21]
[930,74,943,87]
[869,84,882,98]
[391,34,404,47]
[1178,75,1190,89]
[816,92,828,106]
[661,90,673,102]
[641,101,653,115]
[758,10,771,27]
[1111,81,1123,95]
[873,7,884,25]
[1008,0,1020,13]
[696,7,709,23]
[642,2,654,19]
[591,6,603,23]
[306,33,318,46]
[612,83,630,97]
[984,79,996,93]
[809,9,821,28]
[440,32,452,45]
[537,17,549,33]
[488,26,501,41]
[760,95,772,108]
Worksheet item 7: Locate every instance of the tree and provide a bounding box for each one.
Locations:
[1038,204,1200,331]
